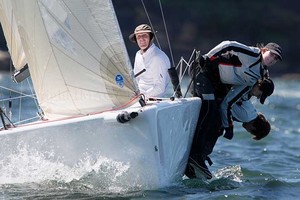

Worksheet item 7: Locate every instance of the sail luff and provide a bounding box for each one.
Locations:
[2,0,138,120]
[0,0,27,70]
[109,0,138,90]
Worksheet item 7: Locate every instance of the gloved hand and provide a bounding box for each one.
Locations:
[223,126,234,140]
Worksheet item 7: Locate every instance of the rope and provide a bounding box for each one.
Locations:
[0,84,38,124]
[0,86,37,100]
[9,8,13,76]
[26,78,41,111]
[90,94,144,115]
[18,82,23,122]
[9,7,14,120]
[17,94,145,127]
[141,0,175,68]
[13,115,40,125]
[141,0,162,49]
[158,0,175,68]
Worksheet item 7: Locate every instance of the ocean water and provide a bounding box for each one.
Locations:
[0,74,299,200]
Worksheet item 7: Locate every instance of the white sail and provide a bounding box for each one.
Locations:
[0,0,27,70]
[1,0,138,120]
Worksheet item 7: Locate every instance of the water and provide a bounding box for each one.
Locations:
[0,74,299,199]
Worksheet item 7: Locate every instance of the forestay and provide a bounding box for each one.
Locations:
[0,0,138,120]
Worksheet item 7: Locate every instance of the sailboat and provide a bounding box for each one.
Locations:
[0,0,201,188]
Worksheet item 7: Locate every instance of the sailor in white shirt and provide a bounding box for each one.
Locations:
[129,24,170,99]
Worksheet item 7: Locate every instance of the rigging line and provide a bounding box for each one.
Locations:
[18,82,23,122]
[158,0,175,68]
[0,88,4,109]
[0,95,36,102]
[141,0,162,49]
[9,7,13,76]
[0,86,37,100]
[26,78,40,111]
[13,115,40,125]
[25,77,43,121]
[90,94,143,115]
[9,6,14,116]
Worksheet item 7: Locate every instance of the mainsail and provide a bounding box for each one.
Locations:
[0,0,138,120]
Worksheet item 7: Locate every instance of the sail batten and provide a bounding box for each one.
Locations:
[0,0,138,120]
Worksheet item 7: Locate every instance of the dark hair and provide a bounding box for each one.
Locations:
[256,43,265,49]
[256,42,282,60]
[249,113,271,140]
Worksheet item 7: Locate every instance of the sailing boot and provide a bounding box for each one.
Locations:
[189,155,213,179]
[184,162,196,179]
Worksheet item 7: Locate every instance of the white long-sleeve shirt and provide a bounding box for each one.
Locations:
[231,100,257,123]
[133,43,170,98]
[206,40,267,86]
[220,84,258,128]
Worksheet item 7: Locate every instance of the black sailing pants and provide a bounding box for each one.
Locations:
[189,73,223,163]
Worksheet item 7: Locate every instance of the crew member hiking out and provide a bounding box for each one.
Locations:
[185,41,282,179]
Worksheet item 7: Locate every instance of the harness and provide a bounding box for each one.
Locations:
[200,56,232,100]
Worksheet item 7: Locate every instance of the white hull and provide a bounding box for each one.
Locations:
[0,97,201,189]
